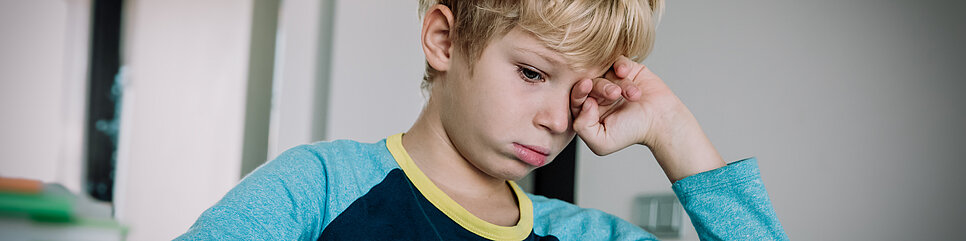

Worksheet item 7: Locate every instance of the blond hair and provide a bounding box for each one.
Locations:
[418,0,664,92]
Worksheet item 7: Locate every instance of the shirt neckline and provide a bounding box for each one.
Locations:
[385,133,534,240]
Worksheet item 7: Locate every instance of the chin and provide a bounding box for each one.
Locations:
[493,159,537,181]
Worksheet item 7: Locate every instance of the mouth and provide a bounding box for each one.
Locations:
[512,142,550,167]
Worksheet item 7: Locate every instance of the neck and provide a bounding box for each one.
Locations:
[401,99,510,198]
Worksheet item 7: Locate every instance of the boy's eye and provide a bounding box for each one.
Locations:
[517,65,545,82]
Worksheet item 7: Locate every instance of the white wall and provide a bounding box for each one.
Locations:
[576,1,966,240]
[112,0,255,239]
[266,0,333,159]
[0,0,90,193]
[324,0,425,143]
[269,0,425,157]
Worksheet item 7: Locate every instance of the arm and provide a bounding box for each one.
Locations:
[175,146,326,240]
[672,157,788,240]
[570,56,788,240]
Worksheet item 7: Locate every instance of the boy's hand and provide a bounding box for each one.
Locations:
[570,56,725,182]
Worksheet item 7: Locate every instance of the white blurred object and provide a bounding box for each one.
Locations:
[632,193,684,239]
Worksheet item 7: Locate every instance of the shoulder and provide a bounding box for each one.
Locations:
[297,138,388,160]
[244,138,400,198]
[272,138,400,180]
[178,138,399,240]
[528,194,657,240]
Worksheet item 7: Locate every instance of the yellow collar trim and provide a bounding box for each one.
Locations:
[386,133,533,240]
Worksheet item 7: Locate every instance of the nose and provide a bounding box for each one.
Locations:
[533,94,571,134]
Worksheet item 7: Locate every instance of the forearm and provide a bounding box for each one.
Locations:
[643,100,725,182]
[671,158,789,240]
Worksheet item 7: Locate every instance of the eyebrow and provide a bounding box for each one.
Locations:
[513,47,565,67]
[512,46,614,82]
[513,46,611,80]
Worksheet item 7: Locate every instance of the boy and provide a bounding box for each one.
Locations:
[178,0,788,240]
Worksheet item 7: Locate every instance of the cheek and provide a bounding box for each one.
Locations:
[494,87,543,130]
[467,70,532,121]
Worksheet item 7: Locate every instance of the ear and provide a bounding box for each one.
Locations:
[421,4,455,75]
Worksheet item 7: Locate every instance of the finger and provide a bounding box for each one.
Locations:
[612,56,638,79]
[570,78,592,115]
[602,71,641,101]
[573,97,603,142]
[620,82,642,101]
[589,77,623,106]
[602,69,641,102]
[607,57,644,102]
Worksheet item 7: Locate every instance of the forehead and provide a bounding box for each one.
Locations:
[497,28,611,79]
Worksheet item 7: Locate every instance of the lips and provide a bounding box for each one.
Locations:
[512,143,549,167]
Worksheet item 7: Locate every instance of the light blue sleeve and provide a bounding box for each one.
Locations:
[672,157,789,240]
[175,145,326,240]
[533,157,787,241]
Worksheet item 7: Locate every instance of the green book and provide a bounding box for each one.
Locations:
[0,184,127,240]
[0,184,73,222]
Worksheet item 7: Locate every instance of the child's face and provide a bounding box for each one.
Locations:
[435,27,609,181]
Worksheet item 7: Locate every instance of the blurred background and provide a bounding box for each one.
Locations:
[1,0,964,240]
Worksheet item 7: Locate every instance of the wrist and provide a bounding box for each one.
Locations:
[640,97,690,148]
[641,101,725,182]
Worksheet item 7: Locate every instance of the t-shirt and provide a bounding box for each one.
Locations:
[176,133,788,240]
